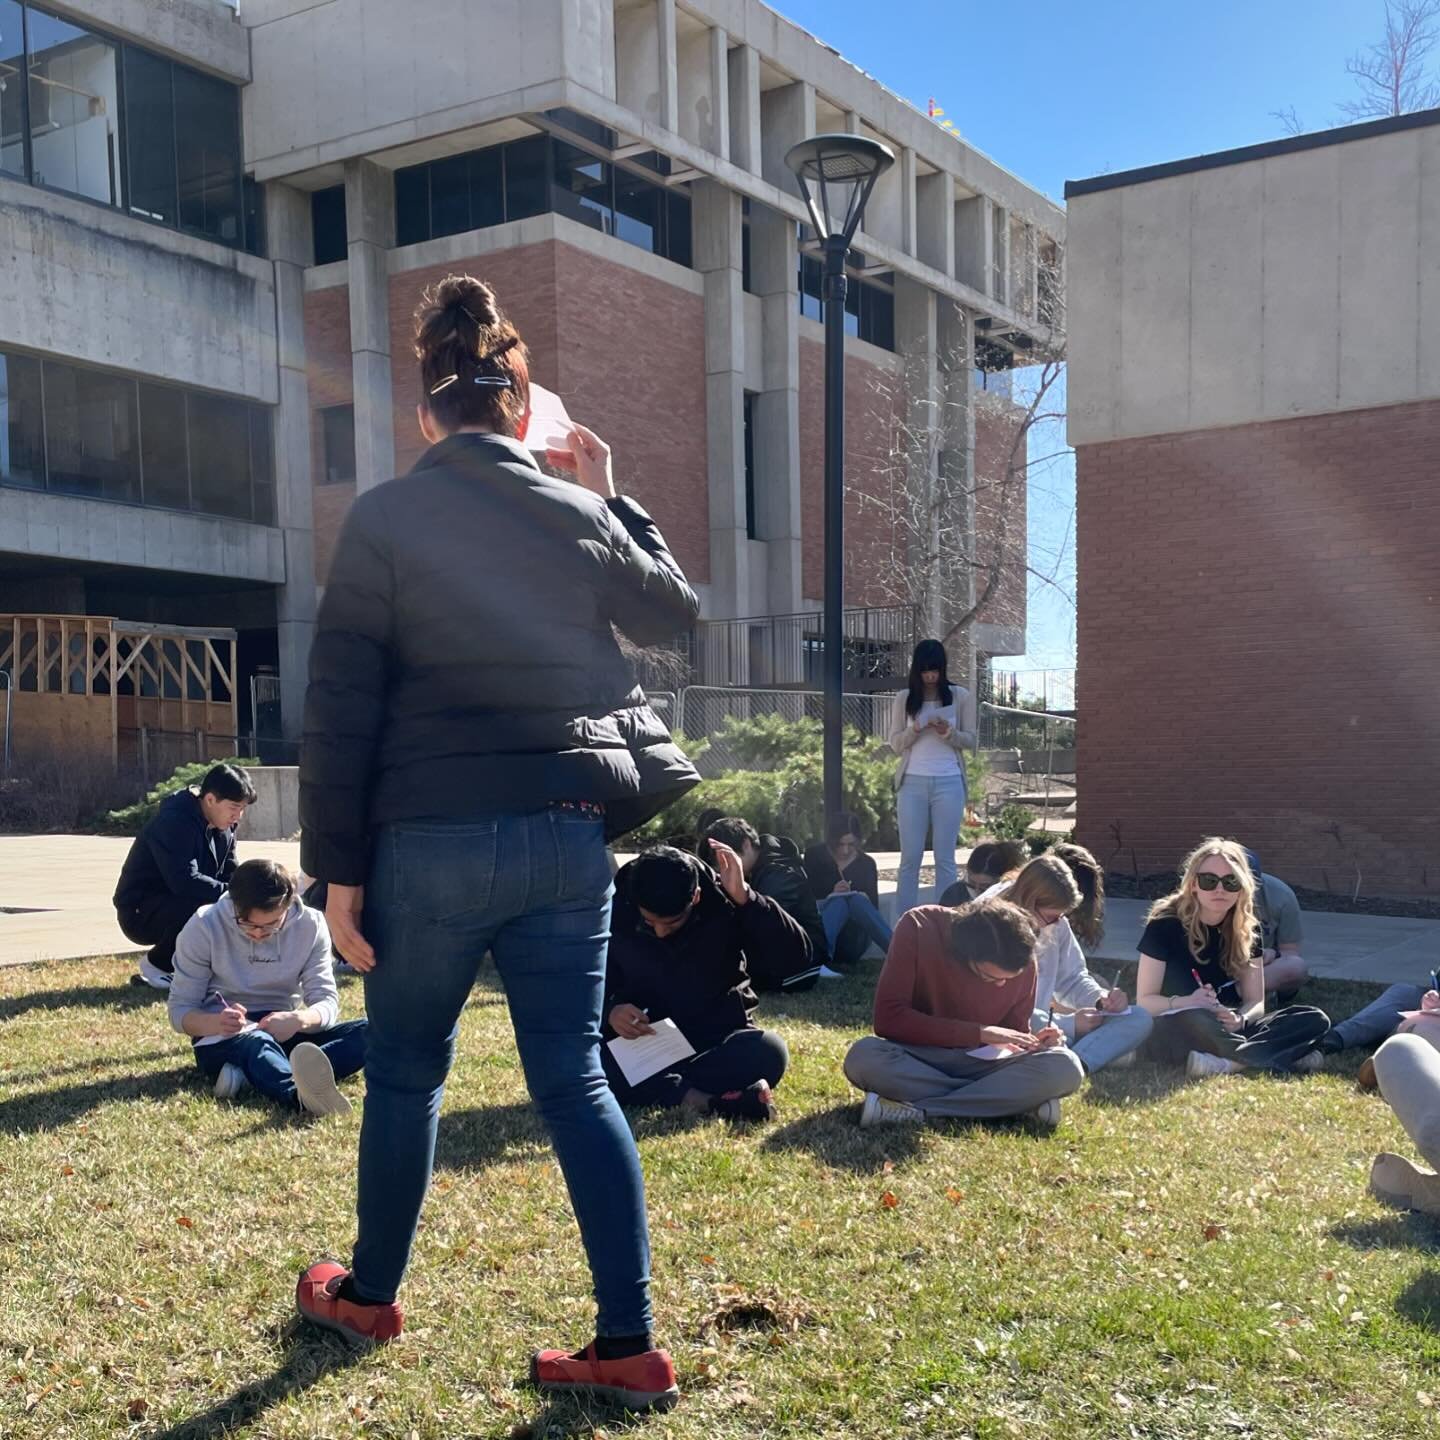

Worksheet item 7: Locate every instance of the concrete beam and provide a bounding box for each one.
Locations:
[709,26,731,162]
[761,79,815,192]
[657,0,680,133]
[344,160,396,495]
[727,44,762,174]
[900,147,918,257]
[916,170,955,277]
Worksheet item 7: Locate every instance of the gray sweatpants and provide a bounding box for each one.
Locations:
[1374,1033,1440,1169]
[844,1034,1085,1119]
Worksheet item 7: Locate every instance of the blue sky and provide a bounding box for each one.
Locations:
[771,0,1391,680]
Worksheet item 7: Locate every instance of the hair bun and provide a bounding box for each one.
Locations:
[437,276,499,328]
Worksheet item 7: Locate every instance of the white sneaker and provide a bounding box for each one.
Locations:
[1292,1051,1325,1074]
[134,954,173,990]
[213,1063,249,1101]
[1030,1098,1062,1129]
[817,965,845,981]
[1107,1050,1137,1069]
[291,1042,352,1117]
[1187,1050,1242,1078]
[859,1091,924,1128]
[1371,1152,1440,1216]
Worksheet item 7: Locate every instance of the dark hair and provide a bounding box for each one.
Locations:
[229,858,296,918]
[694,807,726,837]
[1051,841,1106,946]
[947,898,1038,976]
[905,639,953,717]
[704,816,761,856]
[826,810,865,847]
[966,839,1027,881]
[414,275,530,437]
[628,847,700,917]
[199,763,257,806]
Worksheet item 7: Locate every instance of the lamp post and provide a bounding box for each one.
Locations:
[784,133,895,829]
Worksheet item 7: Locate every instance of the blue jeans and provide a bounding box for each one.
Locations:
[1332,984,1426,1051]
[1031,1006,1154,1074]
[192,1015,368,1107]
[819,892,893,956]
[895,771,967,915]
[351,810,652,1339]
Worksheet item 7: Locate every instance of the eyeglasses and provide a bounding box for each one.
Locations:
[234,915,286,936]
[1195,873,1242,893]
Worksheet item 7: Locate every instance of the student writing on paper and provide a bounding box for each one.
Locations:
[979,851,1152,1075]
[842,899,1084,1129]
[1134,838,1329,1078]
[602,844,795,1122]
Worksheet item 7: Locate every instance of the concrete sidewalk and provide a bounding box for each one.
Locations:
[1,835,1436,987]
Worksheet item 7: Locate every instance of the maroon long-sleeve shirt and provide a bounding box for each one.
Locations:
[872,906,1037,1049]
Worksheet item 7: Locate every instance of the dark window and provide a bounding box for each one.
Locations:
[42,361,140,503]
[26,9,121,205]
[613,167,659,253]
[664,191,692,267]
[122,45,176,225]
[320,404,356,484]
[174,64,242,244]
[799,254,823,322]
[312,184,347,265]
[1,2,28,180]
[741,220,752,293]
[551,141,611,233]
[468,145,504,231]
[428,152,471,238]
[187,392,251,520]
[861,283,894,350]
[543,108,615,149]
[249,407,275,525]
[503,135,548,220]
[743,390,757,541]
[843,274,861,337]
[395,163,430,246]
[0,350,45,490]
[138,382,189,509]
[242,174,266,257]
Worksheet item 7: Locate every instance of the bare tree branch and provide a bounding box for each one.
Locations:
[1340,0,1440,118]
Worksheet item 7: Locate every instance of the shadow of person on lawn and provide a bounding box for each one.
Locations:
[1329,1213,1440,1253]
[761,1101,926,1172]
[145,1320,366,1440]
[0,977,159,1026]
[0,1064,193,1135]
[432,1099,553,1172]
[1396,1270,1440,1331]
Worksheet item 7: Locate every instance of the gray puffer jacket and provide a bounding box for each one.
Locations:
[299,432,700,884]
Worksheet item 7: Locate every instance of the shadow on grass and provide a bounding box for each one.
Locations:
[3,1046,177,1086]
[760,1101,925,1172]
[1330,1213,1440,1253]
[1083,1063,1196,1108]
[433,1100,551,1172]
[504,1388,663,1439]
[0,977,160,1025]
[1396,1270,1440,1332]
[145,1321,366,1440]
[0,1064,194,1134]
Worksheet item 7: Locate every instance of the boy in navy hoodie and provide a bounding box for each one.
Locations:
[168,859,366,1115]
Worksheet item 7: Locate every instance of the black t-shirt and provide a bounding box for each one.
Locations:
[1138,914,1242,1003]
[802,845,880,908]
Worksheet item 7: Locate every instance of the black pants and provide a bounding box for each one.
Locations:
[602,1026,789,1108]
[1144,1004,1330,1072]
[116,890,206,972]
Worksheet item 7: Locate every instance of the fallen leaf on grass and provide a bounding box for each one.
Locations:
[1202,1223,1224,1241]
[945,1188,965,1204]
[126,1397,149,1420]
[880,1191,899,1209]
[696,1288,817,1340]
[176,1216,194,1229]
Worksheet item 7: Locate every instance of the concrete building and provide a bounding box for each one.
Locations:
[1067,109,1440,897]
[1,0,1064,769]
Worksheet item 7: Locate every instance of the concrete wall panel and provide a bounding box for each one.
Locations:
[1421,126,1440,396]
[46,0,249,80]
[1065,187,1122,445]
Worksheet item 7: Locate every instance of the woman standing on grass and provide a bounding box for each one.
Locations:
[293,274,698,1412]
[1135,838,1329,1077]
[890,640,976,916]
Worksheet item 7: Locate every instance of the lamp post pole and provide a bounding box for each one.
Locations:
[821,233,849,829]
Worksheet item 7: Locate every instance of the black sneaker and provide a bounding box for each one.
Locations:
[708,1081,776,1122]
[1318,1031,1344,1055]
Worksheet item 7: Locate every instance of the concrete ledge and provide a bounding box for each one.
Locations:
[245,767,300,842]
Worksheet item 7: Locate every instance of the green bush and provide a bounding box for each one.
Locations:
[98,758,261,836]
[991,803,1037,842]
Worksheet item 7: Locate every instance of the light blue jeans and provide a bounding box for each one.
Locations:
[819,892,894,956]
[1031,1006,1154,1074]
[895,771,967,916]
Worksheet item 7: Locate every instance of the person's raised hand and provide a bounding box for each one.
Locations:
[214,1000,249,1036]
[325,883,376,972]
[1423,990,1440,1013]
[258,1011,303,1044]
[546,422,615,499]
[1033,1023,1066,1048]
[609,1004,654,1040]
[1102,987,1129,1013]
[1190,985,1219,1010]
[933,718,952,737]
[832,879,851,895]
[708,840,750,907]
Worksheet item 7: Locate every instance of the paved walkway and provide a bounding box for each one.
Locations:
[1,836,1436,987]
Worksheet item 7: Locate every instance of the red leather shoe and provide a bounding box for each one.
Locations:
[530,1342,679,1410]
[295,1261,403,1344]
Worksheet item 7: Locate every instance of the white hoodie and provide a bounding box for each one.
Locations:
[979,879,1107,1013]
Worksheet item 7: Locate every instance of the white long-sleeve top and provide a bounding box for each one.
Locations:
[979,879,1107,1012]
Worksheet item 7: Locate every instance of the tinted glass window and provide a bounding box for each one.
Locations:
[428,153,470,238]
[613,168,659,252]
[0,351,45,490]
[799,255,823,322]
[311,185,347,264]
[138,382,189,509]
[862,284,895,350]
[552,142,610,232]
[43,362,140,503]
[665,192,692,267]
[0,2,26,179]
[174,65,241,243]
[187,392,251,520]
[504,135,548,221]
[122,45,176,225]
[26,11,121,205]
[242,174,266,257]
[469,145,503,230]
[743,390,757,541]
[394,164,429,246]
[321,404,356,484]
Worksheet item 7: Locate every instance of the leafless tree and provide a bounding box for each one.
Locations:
[1271,104,1306,137]
[1340,0,1440,118]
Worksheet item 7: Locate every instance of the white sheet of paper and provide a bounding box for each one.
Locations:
[967,1042,1023,1060]
[606,1017,697,1086]
[1094,1005,1142,1018]
[524,382,576,453]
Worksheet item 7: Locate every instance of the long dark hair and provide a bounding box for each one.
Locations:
[905,638,953,717]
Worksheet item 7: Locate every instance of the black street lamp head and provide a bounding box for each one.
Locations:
[784,133,895,246]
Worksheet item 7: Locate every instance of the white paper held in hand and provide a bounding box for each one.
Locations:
[606,1017,697,1087]
[524,382,577,453]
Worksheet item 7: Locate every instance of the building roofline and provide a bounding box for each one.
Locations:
[1064,105,1440,199]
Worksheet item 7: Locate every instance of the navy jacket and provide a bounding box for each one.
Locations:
[113,790,238,911]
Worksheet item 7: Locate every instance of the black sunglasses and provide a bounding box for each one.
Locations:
[1195,873,1242,893]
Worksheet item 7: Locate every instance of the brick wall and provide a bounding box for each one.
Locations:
[1075,397,1440,898]
[302,286,353,586]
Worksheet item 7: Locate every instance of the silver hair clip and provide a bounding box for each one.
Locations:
[429,374,513,396]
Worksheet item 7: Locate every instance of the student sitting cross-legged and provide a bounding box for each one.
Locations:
[168,859,367,1115]
[603,843,794,1122]
[843,898,1085,1130]
[980,851,1153,1074]
[802,811,894,970]
[1135,837,1329,1078]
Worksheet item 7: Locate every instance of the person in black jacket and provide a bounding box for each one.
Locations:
[802,811,893,968]
[293,275,698,1411]
[605,844,793,1120]
[703,817,824,990]
[113,763,255,990]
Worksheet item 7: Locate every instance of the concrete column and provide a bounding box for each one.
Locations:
[991,202,1010,304]
[761,79,815,191]
[916,170,955,276]
[954,193,994,295]
[844,109,862,133]
[749,203,803,621]
[265,181,319,744]
[694,181,748,618]
[727,44,761,174]
[656,0,679,133]
[900,147,918,256]
[345,158,395,496]
[708,26,730,161]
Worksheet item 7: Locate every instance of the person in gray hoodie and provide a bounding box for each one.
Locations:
[168,859,366,1115]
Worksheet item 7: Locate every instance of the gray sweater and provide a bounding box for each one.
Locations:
[168,894,340,1044]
